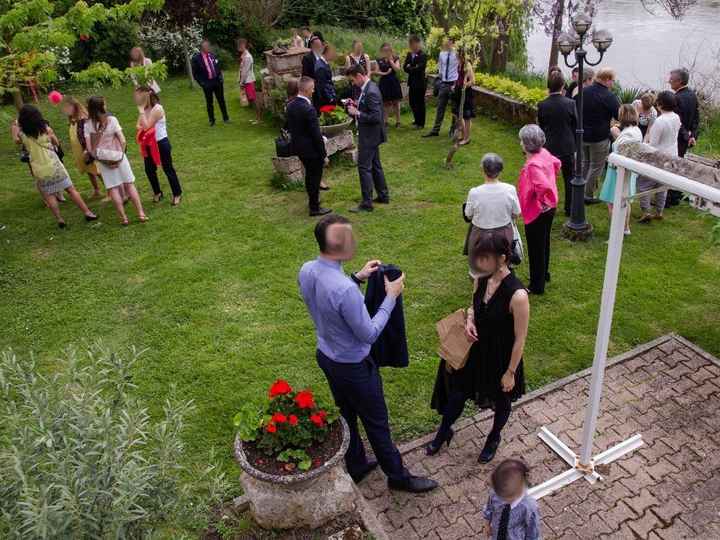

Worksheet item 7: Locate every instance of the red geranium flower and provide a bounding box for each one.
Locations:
[272,412,287,423]
[295,390,315,409]
[288,414,298,426]
[319,105,336,113]
[318,410,327,420]
[266,422,277,433]
[79,34,90,42]
[310,413,324,427]
[269,379,292,398]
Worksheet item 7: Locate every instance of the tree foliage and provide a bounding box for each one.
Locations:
[0,0,164,106]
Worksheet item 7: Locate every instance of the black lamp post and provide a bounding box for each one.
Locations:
[558,15,613,241]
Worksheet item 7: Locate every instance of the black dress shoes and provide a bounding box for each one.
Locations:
[350,459,378,484]
[388,475,438,493]
[422,132,439,138]
[349,204,373,213]
[310,208,332,217]
[478,436,501,464]
[209,120,216,127]
[373,197,390,204]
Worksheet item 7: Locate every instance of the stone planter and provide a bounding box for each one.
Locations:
[234,418,355,530]
[320,119,353,138]
[264,47,308,78]
[472,85,538,126]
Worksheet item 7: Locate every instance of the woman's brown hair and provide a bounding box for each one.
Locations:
[135,85,161,108]
[60,96,88,122]
[87,96,107,127]
[617,103,639,130]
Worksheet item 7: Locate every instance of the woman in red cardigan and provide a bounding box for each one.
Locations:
[517,124,560,295]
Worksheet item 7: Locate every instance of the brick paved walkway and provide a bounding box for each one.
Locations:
[358,335,720,539]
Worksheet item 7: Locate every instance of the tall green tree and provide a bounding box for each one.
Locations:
[0,0,165,109]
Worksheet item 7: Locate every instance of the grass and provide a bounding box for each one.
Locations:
[1,75,719,490]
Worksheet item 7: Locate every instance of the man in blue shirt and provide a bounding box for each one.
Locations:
[423,36,459,138]
[298,214,438,494]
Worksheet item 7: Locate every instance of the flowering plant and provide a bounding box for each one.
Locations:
[234,379,338,471]
[319,105,350,126]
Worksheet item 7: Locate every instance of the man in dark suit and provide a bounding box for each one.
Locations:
[538,71,578,216]
[667,67,700,206]
[301,36,326,109]
[403,35,428,129]
[191,39,230,126]
[346,64,390,213]
[286,77,331,217]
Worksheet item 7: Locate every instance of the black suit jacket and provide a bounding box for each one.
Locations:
[675,86,700,143]
[191,52,223,87]
[582,82,620,142]
[538,94,578,158]
[403,51,427,89]
[286,97,326,161]
[365,264,408,368]
[301,52,316,79]
[356,81,387,148]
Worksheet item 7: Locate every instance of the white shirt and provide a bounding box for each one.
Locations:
[465,181,521,229]
[612,125,642,152]
[150,104,167,141]
[647,112,681,157]
[238,50,255,84]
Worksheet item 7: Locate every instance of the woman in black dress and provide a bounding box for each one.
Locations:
[375,43,403,128]
[451,47,476,145]
[428,229,530,463]
[345,40,370,101]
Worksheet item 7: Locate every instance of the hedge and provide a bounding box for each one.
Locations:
[474,72,547,107]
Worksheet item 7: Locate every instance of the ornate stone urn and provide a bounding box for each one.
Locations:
[234,417,355,529]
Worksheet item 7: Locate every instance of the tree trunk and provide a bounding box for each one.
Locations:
[12,89,24,111]
[185,49,195,89]
[548,0,565,72]
[490,18,509,73]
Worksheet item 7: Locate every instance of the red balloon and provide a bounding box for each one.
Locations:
[48,90,63,105]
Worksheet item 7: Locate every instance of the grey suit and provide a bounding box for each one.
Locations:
[356,81,389,207]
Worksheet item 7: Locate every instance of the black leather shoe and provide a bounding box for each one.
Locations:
[425,428,454,456]
[388,475,438,493]
[319,185,331,191]
[478,436,501,464]
[584,197,600,205]
[350,459,378,484]
[422,132,439,138]
[309,208,332,217]
[349,205,373,213]
[209,120,216,127]
[373,197,390,204]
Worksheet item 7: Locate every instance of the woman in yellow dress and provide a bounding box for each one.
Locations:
[61,96,103,199]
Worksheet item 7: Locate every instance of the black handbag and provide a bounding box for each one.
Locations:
[275,129,292,158]
[19,147,30,163]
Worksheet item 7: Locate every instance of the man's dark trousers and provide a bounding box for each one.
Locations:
[558,154,574,216]
[316,350,407,482]
[409,84,426,128]
[358,144,389,206]
[202,79,229,123]
[429,82,453,134]
[301,157,323,212]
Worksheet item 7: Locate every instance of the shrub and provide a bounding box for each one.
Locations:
[138,15,204,73]
[474,72,547,107]
[70,19,140,71]
[0,345,230,538]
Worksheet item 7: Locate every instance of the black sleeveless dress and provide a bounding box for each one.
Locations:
[431,272,526,412]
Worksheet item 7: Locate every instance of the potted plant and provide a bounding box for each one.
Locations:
[233,379,355,530]
[319,105,353,137]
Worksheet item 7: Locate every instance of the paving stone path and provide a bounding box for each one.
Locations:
[358,335,720,539]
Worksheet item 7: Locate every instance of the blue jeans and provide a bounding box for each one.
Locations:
[316,350,408,482]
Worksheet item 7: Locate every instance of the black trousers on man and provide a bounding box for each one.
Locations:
[358,144,389,207]
[300,157,323,213]
[317,351,408,482]
[524,209,556,294]
[202,79,229,123]
[558,154,575,216]
[408,83,426,128]
[143,138,182,197]
[667,139,689,206]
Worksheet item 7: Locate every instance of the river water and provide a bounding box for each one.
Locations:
[526,0,720,93]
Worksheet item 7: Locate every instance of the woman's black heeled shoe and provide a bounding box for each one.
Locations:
[478,435,501,464]
[425,428,454,456]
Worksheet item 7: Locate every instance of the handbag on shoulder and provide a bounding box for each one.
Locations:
[275,128,292,158]
[91,119,124,168]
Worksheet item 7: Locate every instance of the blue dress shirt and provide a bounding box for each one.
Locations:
[438,50,459,83]
[298,257,396,363]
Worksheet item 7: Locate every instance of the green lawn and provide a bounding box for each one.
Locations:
[1,76,719,481]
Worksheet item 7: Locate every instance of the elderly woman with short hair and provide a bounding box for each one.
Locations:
[463,153,521,277]
[517,124,560,295]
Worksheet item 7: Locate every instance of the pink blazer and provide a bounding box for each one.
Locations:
[517,148,560,225]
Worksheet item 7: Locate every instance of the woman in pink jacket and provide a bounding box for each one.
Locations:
[517,124,560,295]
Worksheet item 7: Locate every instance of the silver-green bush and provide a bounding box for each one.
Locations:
[0,346,229,539]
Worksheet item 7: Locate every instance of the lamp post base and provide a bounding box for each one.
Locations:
[562,220,593,241]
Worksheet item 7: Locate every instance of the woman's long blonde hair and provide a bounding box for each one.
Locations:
[60,96,88,122]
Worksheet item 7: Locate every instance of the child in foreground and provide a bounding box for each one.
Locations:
[482,459,541,539]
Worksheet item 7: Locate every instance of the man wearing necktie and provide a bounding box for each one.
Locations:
[191,39,230,126]
[423,37,458,138]
[403,35,428,129]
